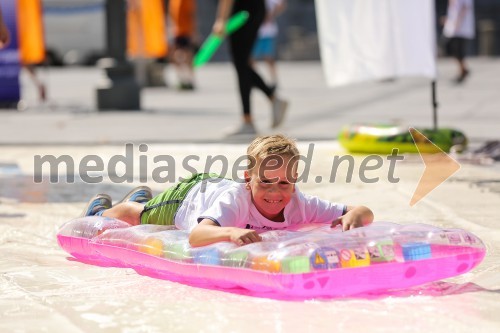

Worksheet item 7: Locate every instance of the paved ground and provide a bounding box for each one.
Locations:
[1,58,499,145]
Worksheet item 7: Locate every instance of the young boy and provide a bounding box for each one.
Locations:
[82,135,373,247]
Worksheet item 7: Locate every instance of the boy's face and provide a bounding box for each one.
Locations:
[245,155,298,221]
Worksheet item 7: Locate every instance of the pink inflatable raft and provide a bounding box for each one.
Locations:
[57,217,486,298]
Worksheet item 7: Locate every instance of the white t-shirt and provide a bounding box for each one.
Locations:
[443,0,475,39]
[174,178,346,232]
[258,0,284,38]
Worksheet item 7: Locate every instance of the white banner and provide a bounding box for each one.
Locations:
[315,0,437,87]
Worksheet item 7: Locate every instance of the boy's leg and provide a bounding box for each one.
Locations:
[101,202,144,226]
[141,173,220,226]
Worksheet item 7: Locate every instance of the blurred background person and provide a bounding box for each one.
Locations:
[213,0,288,137]
[24,65,46,103]
[251,0,286,90]
[169,0,197,90]
[443,0,475,84]
[0,5,10,48]
[1,2,45,105]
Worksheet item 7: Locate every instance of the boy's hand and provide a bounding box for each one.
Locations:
[331,206,374,231]
[331,213,364,231]
[230,228,262,246]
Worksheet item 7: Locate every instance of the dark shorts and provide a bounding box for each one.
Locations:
[447,37,467,61]
[140,173,221,225]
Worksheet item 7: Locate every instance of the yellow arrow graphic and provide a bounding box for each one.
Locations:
[409,127,461,206]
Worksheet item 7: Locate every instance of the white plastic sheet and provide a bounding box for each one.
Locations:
[315,0,437,87]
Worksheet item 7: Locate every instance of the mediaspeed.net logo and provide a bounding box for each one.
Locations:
[409,127,461,206]
[31,128,460,206]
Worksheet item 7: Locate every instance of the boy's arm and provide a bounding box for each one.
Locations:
[331,205,374,231]
[189,219,262,247]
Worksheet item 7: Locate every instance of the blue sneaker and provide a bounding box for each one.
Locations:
[116,186,153,205]
[80,194,112,217]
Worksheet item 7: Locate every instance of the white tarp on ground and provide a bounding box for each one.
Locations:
[315,0,437,87]
[1,144,500,333]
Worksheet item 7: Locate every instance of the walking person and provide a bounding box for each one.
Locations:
[213,0,289,137]
[443,0,475,84]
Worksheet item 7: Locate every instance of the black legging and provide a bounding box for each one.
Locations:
[229,0,274,116]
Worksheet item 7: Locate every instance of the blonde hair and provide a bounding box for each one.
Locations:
[246,134,300,173]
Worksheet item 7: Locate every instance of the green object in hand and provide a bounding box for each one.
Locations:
[193,11,249,68]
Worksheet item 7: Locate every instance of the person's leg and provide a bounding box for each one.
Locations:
[228,0,288,132]
[265,36,278,87]
[140,173,218,226]
[456,38,469,82]
[172,37,195,90]
[249,29,288,128]
[229,0,267,121]
[266,57,277,88]
[170,0,196,89]
[81,186,152,224]
[250,67,274,98]
[24,65,46,102]
[247,36,275,100]
[101,202,144,226]
[261,37,288,128]
[450,37,469,83]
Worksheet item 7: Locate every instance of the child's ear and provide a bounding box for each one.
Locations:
[244,170,250,183]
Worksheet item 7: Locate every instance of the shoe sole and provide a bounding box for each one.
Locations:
[116,186,153,205]
[80,193,112,217]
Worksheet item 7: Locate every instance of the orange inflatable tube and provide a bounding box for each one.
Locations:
[127,0,168,58]
[17,0,45,64]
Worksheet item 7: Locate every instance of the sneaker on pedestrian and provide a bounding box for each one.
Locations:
[116,186,153,205]
[177,82,195,91]
[454,69,470,84]
[81,194,112,217]
[225,122,257,138]
[272,98,289,128]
